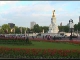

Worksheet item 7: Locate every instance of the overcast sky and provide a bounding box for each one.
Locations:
[0,1,80,28]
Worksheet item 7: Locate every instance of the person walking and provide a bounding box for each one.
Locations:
[53,36,56,40]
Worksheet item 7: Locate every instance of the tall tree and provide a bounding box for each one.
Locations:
[58,25,69,32]
[64,26,69,32]
[77,22,80,31]
[33,24,40,33]
[15,26,20,34]
[0,29,4,34]
[1,24,11,34]
[74,24,78,31]
[42,26,49,33]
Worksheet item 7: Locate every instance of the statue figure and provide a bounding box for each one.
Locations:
[52,10,55,17]
[51,10,56,27]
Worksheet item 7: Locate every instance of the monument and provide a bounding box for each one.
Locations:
[48,10,59,33]
[40,10,60,37]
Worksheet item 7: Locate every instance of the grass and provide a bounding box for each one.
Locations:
[0,40,80,50]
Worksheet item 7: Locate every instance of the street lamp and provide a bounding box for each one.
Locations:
[26,27,29,36]
[77,29,78,37]
[20,27,22,34]
[25,28,26,39]
[69,19,74,40]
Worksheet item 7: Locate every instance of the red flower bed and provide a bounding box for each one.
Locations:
[0,47,79,58]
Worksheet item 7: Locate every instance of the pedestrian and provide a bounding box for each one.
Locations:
[26,37,29,42]
[47,35,48,40]
[49,35,50,40]
[69,35,72,40]
[32,36,34,39]
[47,35,50,40]
[36,36,37,38]
[53,36,56,40]
[43,35,44,39]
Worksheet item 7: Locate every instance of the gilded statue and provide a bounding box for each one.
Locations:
[52,10,55,17]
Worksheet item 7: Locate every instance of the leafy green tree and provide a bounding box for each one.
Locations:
[1,24,11,34]
[58,26,64,32]
[64,26,69,32]
[27,28,31,33]
[42,26,49,33]
[33,24,40,33]
[0,29,4,34]
[58,25,69,32]
[77,22,80,31]
[74,24,78,31]
[15,26,20,34]
[22,27,26,34]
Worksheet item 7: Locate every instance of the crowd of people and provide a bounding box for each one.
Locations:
[31,35,62,40]
[0,34,78,41]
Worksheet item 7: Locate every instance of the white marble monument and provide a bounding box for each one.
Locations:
[48,10,59,33]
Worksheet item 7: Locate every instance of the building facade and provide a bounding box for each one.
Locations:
[30,21,36,29]
[8,23,15,28]
[8,23,15,33]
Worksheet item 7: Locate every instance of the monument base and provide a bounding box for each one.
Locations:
[48,30,58,33]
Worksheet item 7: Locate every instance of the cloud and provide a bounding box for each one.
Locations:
[0,1,80,27]
[0,1,18,6]
[0,1,10,6]
[32,13,51,17]
[0,15,11,26]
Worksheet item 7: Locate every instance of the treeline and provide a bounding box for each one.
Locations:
[0,24,48,34]
[0,23,80,34]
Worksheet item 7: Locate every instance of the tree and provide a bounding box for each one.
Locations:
[15,26,20,34]
[58,25,69,32]
[74,24,78,31]
[77,22,80,31]
[33,24,40,33]
[58,26,63,32]
[22,27,26,34]
[0,29,4,34]
[64,26,69,32]
[42,26,49,33]
[1,24,11,34]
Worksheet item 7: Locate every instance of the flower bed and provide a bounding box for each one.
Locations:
[0,47,79,58]
[0,37,80,58]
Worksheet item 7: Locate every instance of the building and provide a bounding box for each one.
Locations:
[8,23,15,33]
[8,23,15,28]
[79,16,80,23]
[30,21,36,29]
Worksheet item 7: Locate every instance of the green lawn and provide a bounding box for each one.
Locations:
[0,41,80,50]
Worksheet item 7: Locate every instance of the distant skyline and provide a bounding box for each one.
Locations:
[0,1,80,28]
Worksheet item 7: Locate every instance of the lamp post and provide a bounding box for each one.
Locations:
[77,29,78,37]
[69,19,74,40]
[25,28,26,40]
[20,27,22,34]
